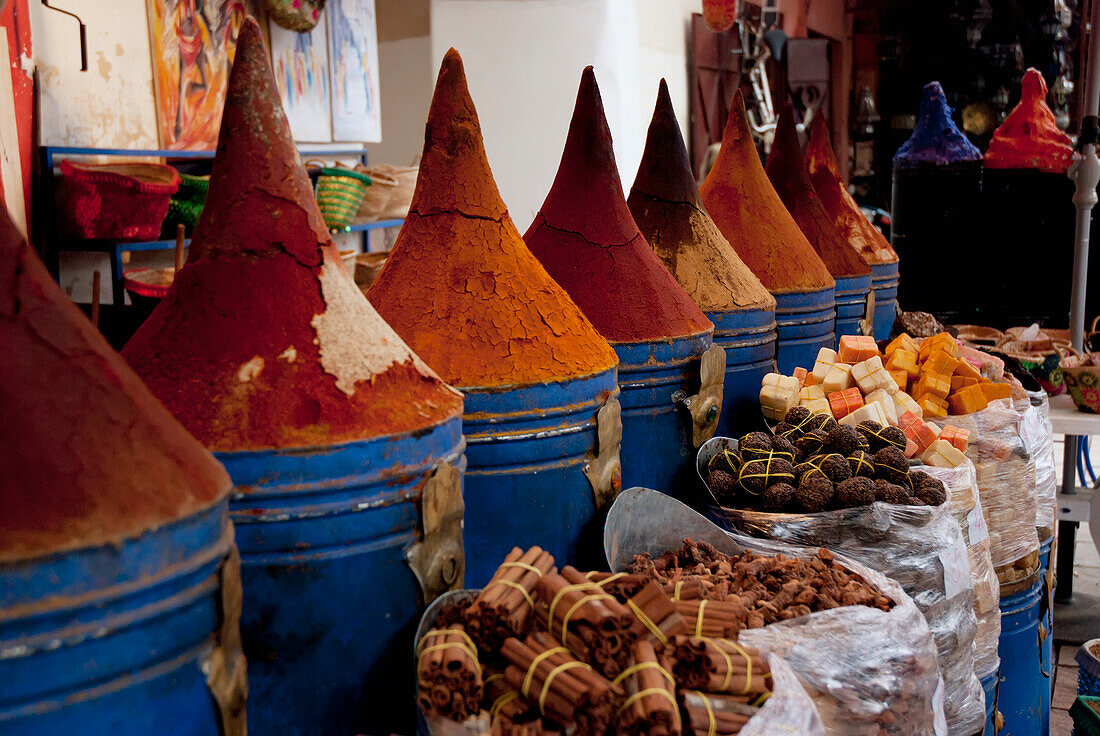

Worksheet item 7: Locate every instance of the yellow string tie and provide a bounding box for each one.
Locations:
[672,580,684,601]
[611,661,676,687]
[718,639,754,694]
[752,690,772,707]
[420,628,478,657]
[548,582,599,629]
[483,673,502,687]
[695,600,708,637]
[538,660,592,714]
[521,646,570,699]
[490,690,519,718]
[590,572,626,588]
[417,642,482,677]
[500,561,544,576]
[560,593,614,645]
[485,579,535,609]
[693,690,718,736]
[627,599,669,645]
[616,687,680,724]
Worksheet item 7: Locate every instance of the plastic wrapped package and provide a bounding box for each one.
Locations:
[695,446,982,735]
[923,461,1000,679]
[939,398,1040,572]
[605,488,946,736]
[1020,390,1057,535]
[734,654,826,736]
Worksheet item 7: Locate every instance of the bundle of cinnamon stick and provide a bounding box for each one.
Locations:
[467,547,555,650]
[417,624,484,720]
[670,636,770,697]
[680,690,765,735]
[614,640,681,736]
[625,582,689,646]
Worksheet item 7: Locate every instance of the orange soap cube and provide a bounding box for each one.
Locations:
[919,333,958,361]
[951,374,979,392]
[924,350,960,377]
[980,382,1013,401]
[915,394,948,419]
[939,425,970,453]
[828,387,864,419]
[954,358,982,381]
[899,411,939,453]
[889,369,908,391]
[793,366,808,386]
[885,349,920,378]
[886,333,920,356]
[914,371,951,399]
[838,334,880,363]
[948,384,989,415]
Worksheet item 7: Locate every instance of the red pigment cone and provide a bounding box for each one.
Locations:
[367,49,617,388]
[766,105,870,279]
[123,18,462,452]
[804,114,897,265]
[985,68,1073,173]
[524,67,712,343]
[628,79,774,314]
[699,90,834,294]
[0,205,229,561]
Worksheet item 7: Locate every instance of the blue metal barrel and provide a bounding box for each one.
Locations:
[834,273,873,344]
[996,574,1045,736]
[0,501,233,736]
[871,261,900,341]
[709,308,777,437]
[981,669,999,735]
[774,287,836,374]
[615,332,711,498]
[462,367,618,588]
[218,416,465,736]
[1038,533,1054,732]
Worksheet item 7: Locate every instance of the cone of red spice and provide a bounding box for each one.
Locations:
[804,115,898,266]
[985,68,1074,173]
[524,68,712,343]
[0,206,230,562]
[123,19,462,452]
[698,90,834,294]
[765,105,871,280]
[628,80,774,315]
[367,50,617,388]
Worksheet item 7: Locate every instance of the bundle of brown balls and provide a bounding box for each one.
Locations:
[705,407,948,514]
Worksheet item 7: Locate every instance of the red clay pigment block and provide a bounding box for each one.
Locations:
[524,68,712,344]
[368,51,618,389]
[123,20,463,451]
[985,68,1074,173]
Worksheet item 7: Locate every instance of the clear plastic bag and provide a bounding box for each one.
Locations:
[605,488,946,736]
[938,398,1040,570]
[922,461,1000,680]
[1020,390,1057,536]
[737,654,826,736]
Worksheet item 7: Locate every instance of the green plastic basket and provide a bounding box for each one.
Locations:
[315,167,371,231]
[162,173,209,237]
[1072,696,1100,736]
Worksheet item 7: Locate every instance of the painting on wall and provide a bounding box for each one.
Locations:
[270,15,331,141]
[147,0,258,150]
[327,0,382,142]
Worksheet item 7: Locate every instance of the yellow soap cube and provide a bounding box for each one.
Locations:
[914,371,951,399]
[886,349,920,378]
[886,334,919,356]
[923,350,960,377]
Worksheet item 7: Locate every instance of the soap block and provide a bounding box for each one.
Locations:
[886,333,919,356]
[839,401,889,429]
[899,411,939,454]
[760,373,799,421]
[919,332,958,361]
[954,358,982,382]
[820,363,854,394]
[980,382,1012,402]
[793,366,808,386]
[951,374,979,392]
[921,439,967,468]
[811,347,841,384]
[892,391,922,420]
[851,356,896,394]
[889,369,908,391]
[885,349,920,378]
[905,438,920,458]
[838,334,879,363]
[914,371,951,399]
[803,398,832,416]
[864,389,899,426]
[828,387,864,419]
[915,394,948,419]
[947,384,989,415]
[939,424,970,453]
[923,350,960,377]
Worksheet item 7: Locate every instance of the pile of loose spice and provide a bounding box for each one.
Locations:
[416,540,891,735]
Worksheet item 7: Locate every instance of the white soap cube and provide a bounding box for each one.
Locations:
[851,355,885,394]
[803,398,832,416]
[893,390,923,420]
[839,401,888,428]
[864,389,899,426]
[811,348,840,385]
[821,364,854,394]
[799,384,826,403]
[920,439,966,468]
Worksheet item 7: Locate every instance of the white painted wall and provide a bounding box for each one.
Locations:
[367,34,433,166]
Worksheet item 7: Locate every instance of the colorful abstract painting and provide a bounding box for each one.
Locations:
[270,15,331,141]
[327,0,382,142]
[147,0,257,150]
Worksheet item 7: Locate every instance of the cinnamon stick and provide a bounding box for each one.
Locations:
[416,624,483,720]
[467,547,556,650]
[614,639,681,736]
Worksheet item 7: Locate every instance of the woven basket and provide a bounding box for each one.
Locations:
[266,0,326,32]
[353,166,398,222]
[60,160,180,240]
[314,166,371,231]
[162,173,209,237]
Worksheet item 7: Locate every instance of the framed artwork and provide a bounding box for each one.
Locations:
[269,14,332,141]
[147,0,259,150]
[327,0,382,142]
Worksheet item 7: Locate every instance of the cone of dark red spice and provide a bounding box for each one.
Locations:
[523,67,713,345]
[698,90,834,296]
[0,205,230,561]
[985,68,1073,172]
[766,106,871,282]
[368,50,617,389]
[122,19,463,451]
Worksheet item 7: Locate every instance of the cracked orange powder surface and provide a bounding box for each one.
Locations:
[123,20,462,452]
[367,50,617,389]
[0,206,230,562]
[699,90,835,295]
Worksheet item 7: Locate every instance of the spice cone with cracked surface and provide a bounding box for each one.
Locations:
[699,90,834,295]
[524,67,713,343]
[367,49,617,387]
[766,105,871,280]
[804,114,898,266]
[123,18,462,451]
[0,204,230,561]
[628,79,774,315]
[985,68,1073,172]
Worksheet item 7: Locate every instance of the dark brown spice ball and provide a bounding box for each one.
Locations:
[904,494,928,506]
[816,453,853,483]
[708,469,738,503]
[709,449,742,475]
[774,421,795,439]
[848,450,876,478]
[835,476,876,509]
[783,405,811,427]
[795,474,835,512]
[873,446,911,488]
[762,482,797,512]
[794,429,827,461]
[813,414,838,434]
[873,478,910,505]
[770,434,797,462]
[738,457,795,496]
[913,473,947,506]
[879,426,908,451]
[739,431,774,460]
[823,425,862,456]
[794,460,826,484]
